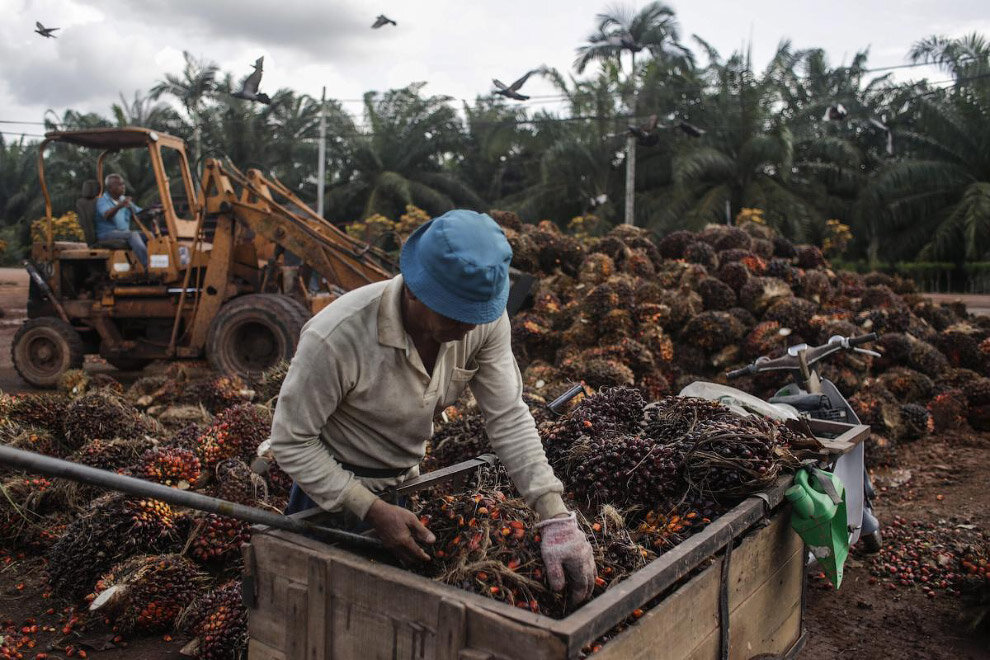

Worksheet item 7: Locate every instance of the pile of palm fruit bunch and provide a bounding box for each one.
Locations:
[0,369,290,658]
[478,209,990,470]
[414,387,803,616]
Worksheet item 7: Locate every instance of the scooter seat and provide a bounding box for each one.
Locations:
[768,393,829,412]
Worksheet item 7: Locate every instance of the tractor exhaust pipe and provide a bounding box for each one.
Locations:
[0,444,383,552]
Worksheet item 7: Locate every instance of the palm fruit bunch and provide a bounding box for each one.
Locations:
[154,374,250,414]
[905,335,950,378]
[48,495,179,600]
[763,297,817,336]
[743,321,792,359]
[565,433,679,507]
[683,241,717,269]
[962,378,990,431]
[0,426,63,478]
[795,245,826,269]
[858,303,912,334]
[927,388,969,432]
[717,261,751,293]
[0,475,59,550]
[575,358,636,389]
[656,230,695,259]
[215,458,267,505]
[850,382,904,439]
[177,580,248,660]
[936,326,986,370]
[877,367,934,404]
[185,513,251,565]
[899,403,934,441]
[711,226,752,252]
[934,367,981,394]
[57,368,91,396]
[195,403,272,471]
[577,252,616,286]
[738,277,793,315]
[164,421,206,452]
[697,277,737,311]
[62,391,151,450]
[511,311,559,364]
[679,311,746,353]
[254,360,290,405]
[765,258,801,286]
[6,392,70,436]
[423,412,491,473]
[540,387,645,468]
[913,300,960,331]
[69,436,156,471]
[796,270,832,304]
[88,554,208,633]
[648,398,795,502]
[135,447,201,488]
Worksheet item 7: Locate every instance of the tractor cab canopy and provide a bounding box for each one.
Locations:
[37,127,199,250]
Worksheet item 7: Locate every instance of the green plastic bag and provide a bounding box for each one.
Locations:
[786,467,849,588]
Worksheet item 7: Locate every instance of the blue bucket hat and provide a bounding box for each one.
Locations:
[400,210,512,325]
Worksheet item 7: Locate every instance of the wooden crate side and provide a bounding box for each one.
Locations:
[727,542,803,658]
[248,638,287,660]
[594,560,721,660]
[463,602,569,660]
[727,509,802,607]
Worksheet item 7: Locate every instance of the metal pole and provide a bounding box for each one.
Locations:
[0,444,383,552]
[726,199,732,225]
[317,86,327,218]
[624,135,636,226]
[624,50,638,227]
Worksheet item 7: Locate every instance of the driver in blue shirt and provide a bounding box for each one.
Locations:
[94,173,148,268]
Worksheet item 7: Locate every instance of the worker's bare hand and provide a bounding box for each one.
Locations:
[365,499,435,564]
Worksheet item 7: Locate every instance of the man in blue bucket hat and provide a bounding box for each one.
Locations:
[270,209,596,604]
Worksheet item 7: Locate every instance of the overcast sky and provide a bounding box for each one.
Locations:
[2,0,988,138]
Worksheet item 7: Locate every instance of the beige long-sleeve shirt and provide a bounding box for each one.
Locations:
[269,275,567,521]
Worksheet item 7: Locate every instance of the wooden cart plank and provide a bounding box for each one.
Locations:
[437,600,467,660]
[306,556,329,660]
[247,638,287,660]
[464,602,569,660]
[594,560,721,659]
[285,583,308,660]
[728,510,803,605]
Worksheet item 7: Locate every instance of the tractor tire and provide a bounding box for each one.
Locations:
[206,294,311,380]
[11,317,85,388]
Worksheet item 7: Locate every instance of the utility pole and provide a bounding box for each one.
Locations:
[624,135,636,225]
[316,86,327,218]
[623,51,638,226]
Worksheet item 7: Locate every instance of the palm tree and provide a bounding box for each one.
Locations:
[574,2,692,225]
[150,51,219,168]
[655,43,821,239]
[326,84,483,220]
[862,35,990,263]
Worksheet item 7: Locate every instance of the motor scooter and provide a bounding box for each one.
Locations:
[725,332,883,552]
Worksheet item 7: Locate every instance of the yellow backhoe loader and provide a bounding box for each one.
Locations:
[12,127,396,387]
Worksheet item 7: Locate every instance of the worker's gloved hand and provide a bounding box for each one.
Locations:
[537,512,596,605]
[364,499,435,564]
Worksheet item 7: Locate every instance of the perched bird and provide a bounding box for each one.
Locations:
[868,117,894,155]
[493,69,541,101]
[677,121,706,138]
[372,14,396,28]
[627,114,660,147]
[35,21,59,38]
[232,57,271,105]
[822,103,848,121]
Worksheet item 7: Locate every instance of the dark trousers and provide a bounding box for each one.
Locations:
[284,483,408,533]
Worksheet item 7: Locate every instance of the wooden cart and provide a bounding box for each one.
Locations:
[243,420,868,660]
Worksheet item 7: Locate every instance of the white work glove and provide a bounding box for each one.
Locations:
[537,512,597,605]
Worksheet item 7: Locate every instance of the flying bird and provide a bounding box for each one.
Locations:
[868,117,894,155]
[372,15,396,28]
[493,69,542,101]
[232,56,271,104]
[822,103,848,121]
[677,121,706,138]
[35,21,59,38]
[627,114,660,147]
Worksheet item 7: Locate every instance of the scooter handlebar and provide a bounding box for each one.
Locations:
[726,364,755,380]
[848,332,878,347]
